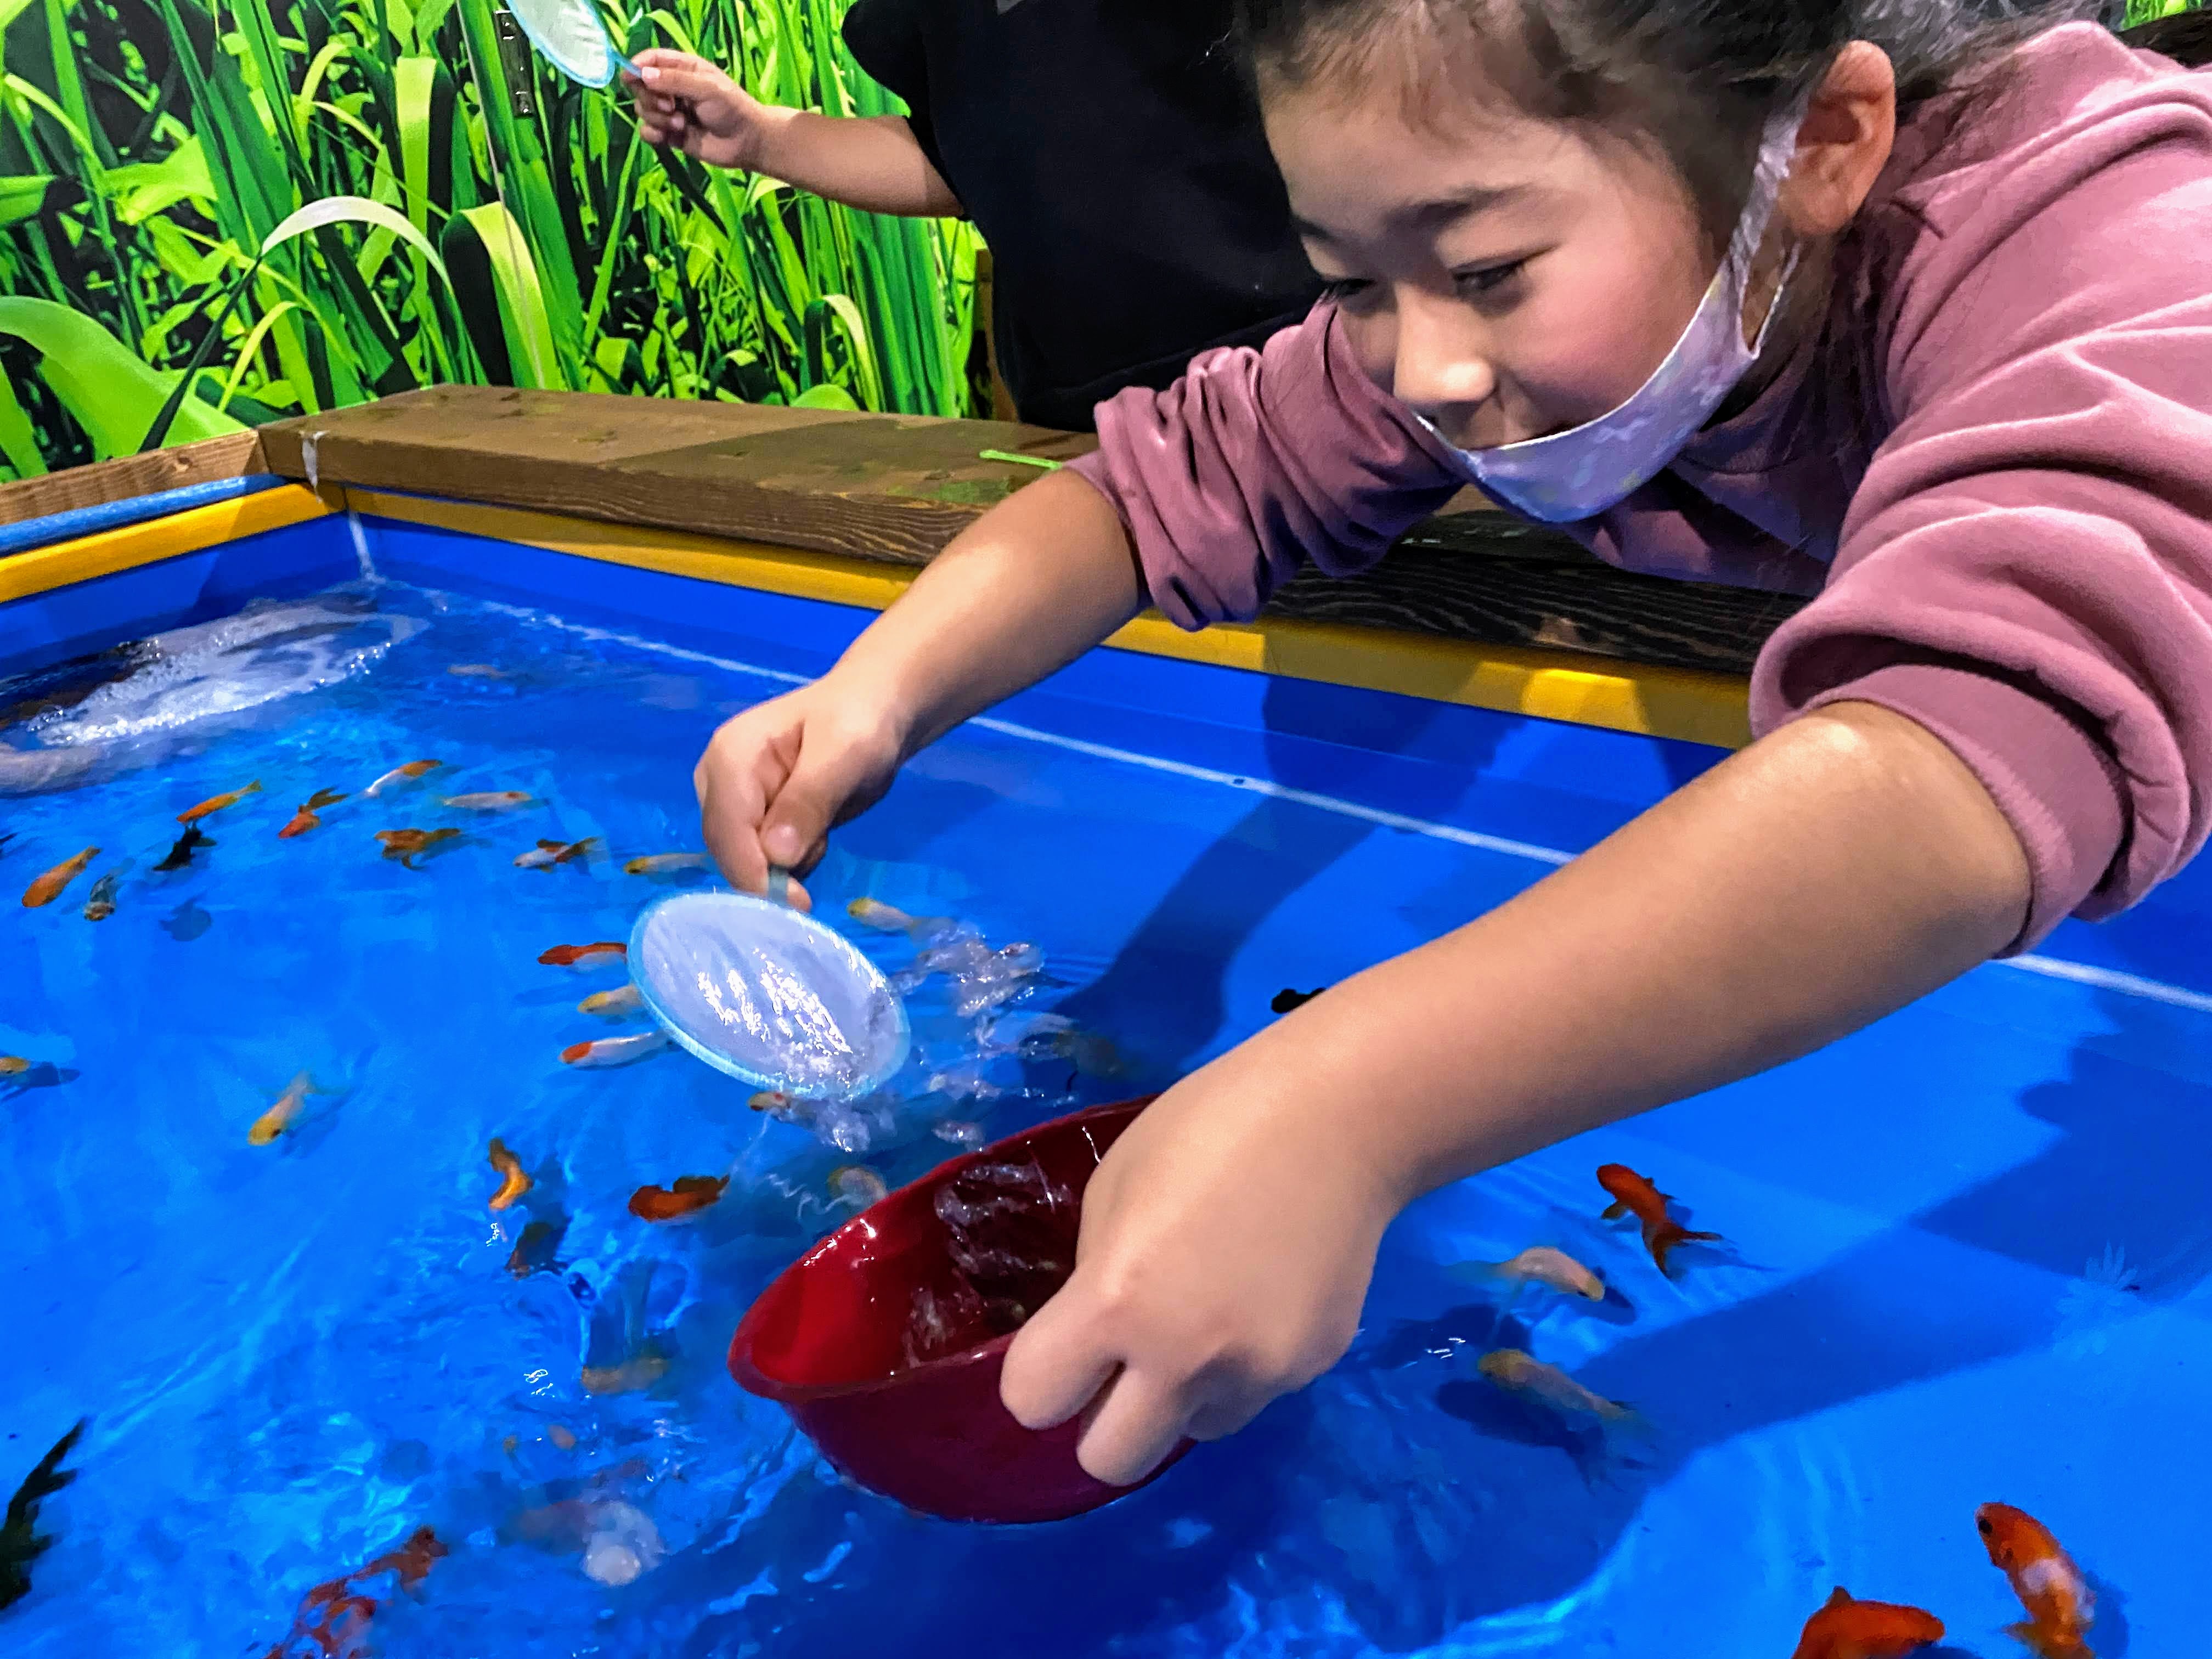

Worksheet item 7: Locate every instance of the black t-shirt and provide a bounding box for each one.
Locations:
[842,0,1324,431]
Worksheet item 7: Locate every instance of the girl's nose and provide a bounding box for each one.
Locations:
[1389,291,1495,424]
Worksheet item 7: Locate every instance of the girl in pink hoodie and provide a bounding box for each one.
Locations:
[692,1,2212,1486]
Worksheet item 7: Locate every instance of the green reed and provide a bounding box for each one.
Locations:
[0,0,977,476]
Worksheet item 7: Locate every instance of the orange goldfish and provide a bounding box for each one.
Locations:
[258,1526,445,1659]
[1596,1164,1722,1274]
[178,779,261,824]
[847,896,947,935]
[1791,1587,1945,1659]
[560,1032,669,1068]
[1452,1245,1605,1301]
[487,1137,533,1209]
[515,837,596,870]
[1476,1348,1636,1423]
[22,846,97,908]
[1978,1503,2095,1657]
[248,1071,317,1146]
[374,827,459,868]
[627,1176,728,1221]
[581,1348,670,1396]
[539,941,625,968]
[442,791,533,810]
[579,985,641,1017]
[0,1056,28,1075]
[279,787,348,838]
[623,852,709,876]
[365,758,442,797]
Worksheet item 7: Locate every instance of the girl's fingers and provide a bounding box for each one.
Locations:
[1072,1367,1190,1488]
[999,1286,1120,1432]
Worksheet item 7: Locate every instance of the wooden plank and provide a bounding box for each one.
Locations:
[0,431,267,527]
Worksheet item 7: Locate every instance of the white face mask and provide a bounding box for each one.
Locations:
[1419,106,1807,523]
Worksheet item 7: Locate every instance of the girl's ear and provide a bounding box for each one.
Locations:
[1779,41,1898,239]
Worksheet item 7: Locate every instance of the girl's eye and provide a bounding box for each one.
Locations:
[1318,276,1375,306]
[1455,259,1527,296]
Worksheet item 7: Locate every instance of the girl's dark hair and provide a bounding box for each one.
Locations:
[1235,0,2136,255]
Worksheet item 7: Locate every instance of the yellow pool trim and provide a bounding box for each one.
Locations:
[0,484,332,605]
[343,489,1752,750]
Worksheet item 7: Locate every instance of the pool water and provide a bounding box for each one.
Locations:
[4,562,2208,1657]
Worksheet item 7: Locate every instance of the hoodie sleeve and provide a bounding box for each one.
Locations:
[1750,48,2212,949]
[1065,304,1466,628]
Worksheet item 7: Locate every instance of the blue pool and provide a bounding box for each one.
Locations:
[3,504,2207,1656]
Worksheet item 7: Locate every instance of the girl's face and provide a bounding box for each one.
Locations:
[1263,83,1743,450]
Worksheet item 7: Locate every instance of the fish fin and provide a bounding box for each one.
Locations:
[1601,1200,1629,1221]
[245,780,262,794]
[537,840,564,851]
[1650,1224,1724,1276]
[1825,1586,1854,1609]
[308,788,347,809]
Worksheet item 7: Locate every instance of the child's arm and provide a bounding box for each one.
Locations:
[998,697,2031,1486]
[627,49,962,218]
[693,471,1142,898]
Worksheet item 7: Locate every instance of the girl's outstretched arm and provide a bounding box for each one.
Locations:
[1001,699,2031,1486]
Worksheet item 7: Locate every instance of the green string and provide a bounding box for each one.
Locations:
[976,448,1062,471]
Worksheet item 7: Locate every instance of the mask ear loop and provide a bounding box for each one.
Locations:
[1729,93,1815,353]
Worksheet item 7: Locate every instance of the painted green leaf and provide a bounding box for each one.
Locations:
[0,296,247,456]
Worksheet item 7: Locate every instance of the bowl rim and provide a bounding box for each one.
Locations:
[727,1094,1155,1404]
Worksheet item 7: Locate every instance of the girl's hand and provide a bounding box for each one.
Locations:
[693,680,904,908]
[998,1041,1401,1486]
[624,49,769,171]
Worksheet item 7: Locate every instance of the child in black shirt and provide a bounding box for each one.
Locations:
[627,0,1322,431]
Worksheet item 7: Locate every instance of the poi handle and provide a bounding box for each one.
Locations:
[765,865,791,907]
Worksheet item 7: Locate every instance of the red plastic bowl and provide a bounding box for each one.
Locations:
[728,1096,1190,1523]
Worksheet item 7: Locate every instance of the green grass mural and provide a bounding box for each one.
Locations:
[0,0,980,477]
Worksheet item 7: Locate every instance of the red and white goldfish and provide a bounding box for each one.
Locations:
[1596,1164,1723,1275]
[258,1525,445,1659]
[487,1137,533,1209]
[178,779,260,824]
[249,1071,317,1146]
[279,787,348,838]
[1790,1587,1945,1659]
[1978,1503,2095,1657]
[580,985,642,1017]
[365,758,442,796]
[374,827,459,868]
[623,852,709,876]
[627,1176,728,1221]
[22,847,97,908]
[1476,1348,1637,1423]
[81,871,120,922]
[442,791,533,810]
[539,941,625,968]
[515,837,596,870]
[1453,1246,1605,1301]
[560,1031,669,1068]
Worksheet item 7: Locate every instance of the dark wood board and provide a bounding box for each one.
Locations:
[0,431,266,527]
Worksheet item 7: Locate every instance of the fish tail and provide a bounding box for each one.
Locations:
[2008,1620,2095,1659]
[1648,1222,1724,1275]
[245,780,262,795]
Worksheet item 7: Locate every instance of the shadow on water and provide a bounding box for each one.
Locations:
[1053,678,1490,1073]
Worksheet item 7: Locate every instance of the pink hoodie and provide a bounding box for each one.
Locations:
[1068,23,2212,951]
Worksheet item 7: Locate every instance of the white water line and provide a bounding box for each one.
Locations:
[475,601,2212,1018]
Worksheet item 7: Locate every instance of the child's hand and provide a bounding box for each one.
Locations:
[999,1041,1402,1486]
[624,49,770,171]
[693,682,904,906]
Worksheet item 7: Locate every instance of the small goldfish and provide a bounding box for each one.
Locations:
[1476,1348,1636,1423]
[261,1526,445,1659]
[81,871,121,922]
[581,1351,670,1396]
[487,1137,533,1209]
[1978,1503,2095,1658]
[279,787,348,838]
[749,1090,791,1113]
[828,1165,888,1208]
[580,985,642,1017]
[22,847,97,908]
[539,941,625,968]
[375,827,460,868]
[560,1031,669,1068]
[1596,1164,1723,1275]
[0,1056,29,1076]
[623,852,709,876]
[446,663,508,678]
[1791,1587,1945,1659]
[249,1071,317,1146]
[847,896,947,934]
[152,825,211,872]
[628,1176,729,1221]
[365,758,442,796]
[515,837,597,870]
[1453,1245,1605,1301]
[442,791,533,810]
[177,779,260,824]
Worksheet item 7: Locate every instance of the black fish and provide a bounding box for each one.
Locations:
[506,1217,568,1278]
[1,1419,85,1611]
[152,825,213,872]
[1271,986,1327,1015]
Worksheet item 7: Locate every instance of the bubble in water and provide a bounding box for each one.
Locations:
[933,1120,986,1149]
[928,1159,1076,1336]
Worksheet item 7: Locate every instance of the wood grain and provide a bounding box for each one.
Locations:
[0,431,266,527]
